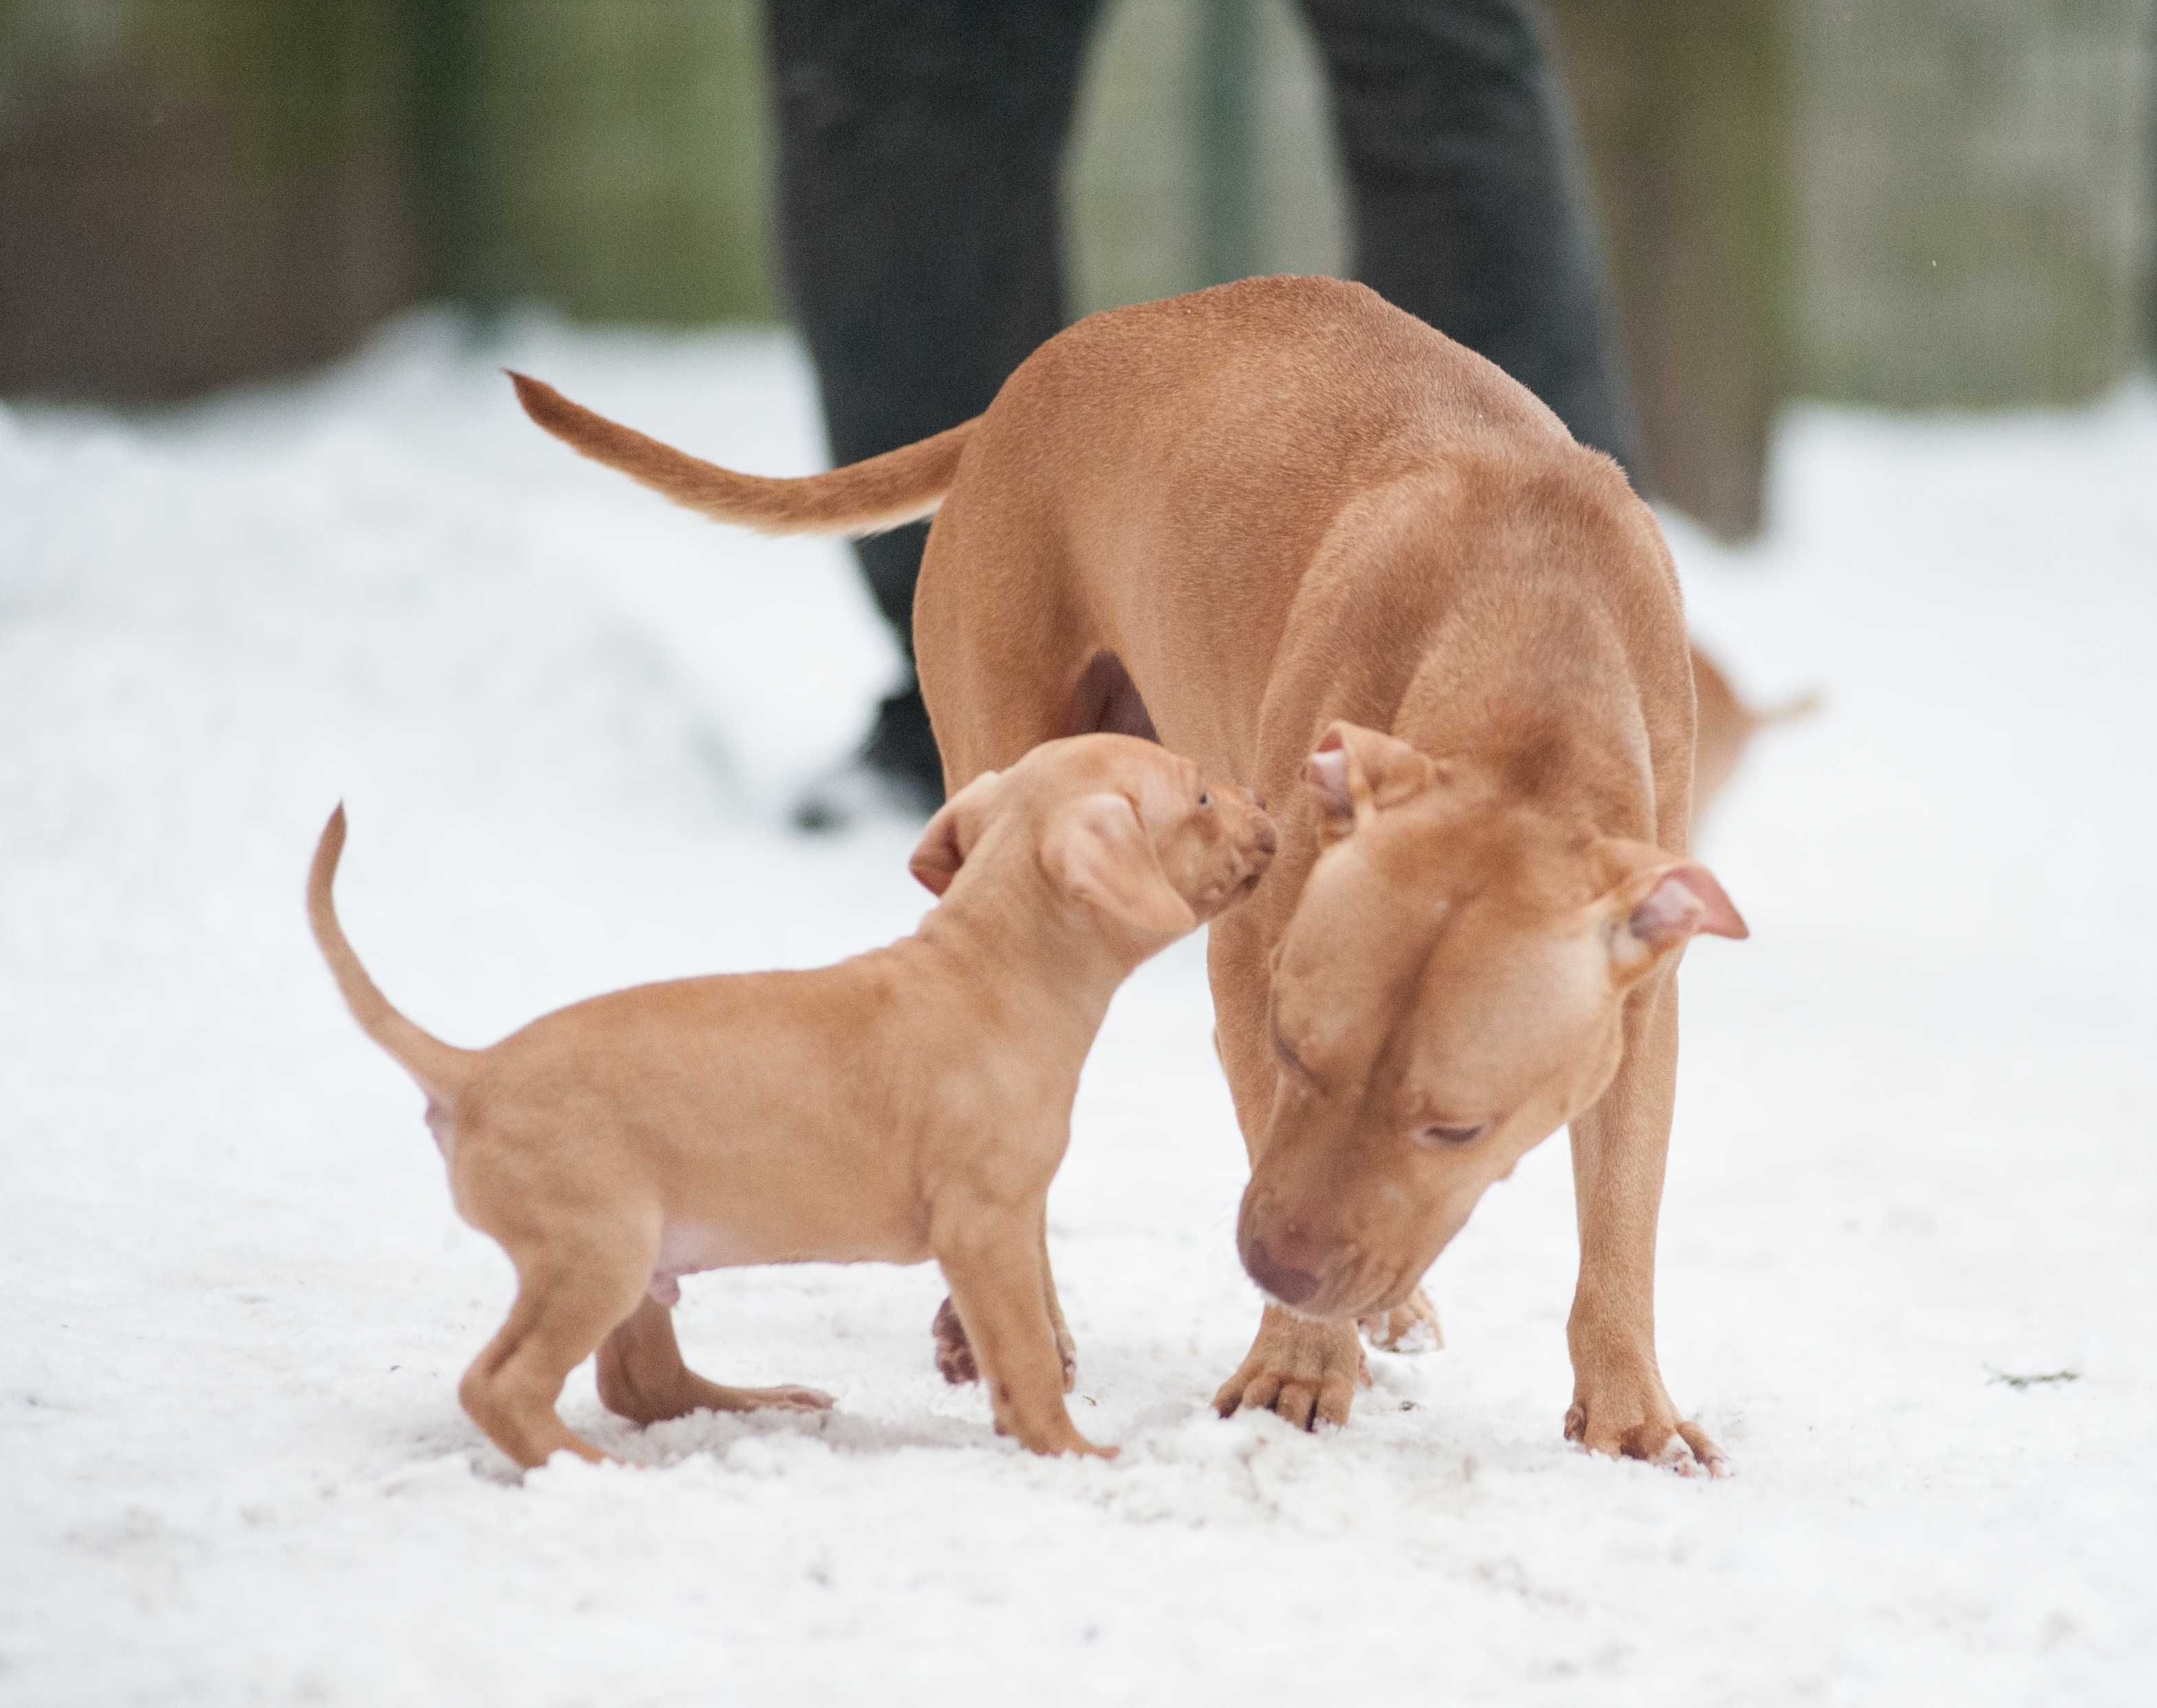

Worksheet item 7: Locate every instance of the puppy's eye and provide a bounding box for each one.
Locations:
[1411,1121,1487,1150]
[1198,791,1212,807]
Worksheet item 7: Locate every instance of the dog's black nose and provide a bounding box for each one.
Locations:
[1245,1236,1320,1307]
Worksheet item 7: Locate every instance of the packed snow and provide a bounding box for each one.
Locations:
[2,319,2152,1706]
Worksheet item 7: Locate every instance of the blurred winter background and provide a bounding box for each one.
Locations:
[2,3,2153,1705]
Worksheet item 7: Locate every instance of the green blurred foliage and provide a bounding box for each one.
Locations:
[1789,0,2153,407]
[1,0,2149,424]
[475,0,773,324]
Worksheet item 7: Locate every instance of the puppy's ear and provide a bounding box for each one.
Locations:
[908,770,1003,897]
[1592,840,1748,977]
[1307,722,1441,841]
[1043,792,1199,938]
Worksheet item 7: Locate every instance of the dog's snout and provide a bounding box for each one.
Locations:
[1245,1238,1320,1307]
[1242,1209,1336,1308]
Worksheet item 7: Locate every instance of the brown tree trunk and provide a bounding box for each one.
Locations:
[1546,0,1787,543]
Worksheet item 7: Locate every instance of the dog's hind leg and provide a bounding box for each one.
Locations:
[595,1295,833,1426]
[910,497,1094,794]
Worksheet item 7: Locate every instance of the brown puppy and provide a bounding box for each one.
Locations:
[510,275,1749,1472]
[308,734,1275,1467]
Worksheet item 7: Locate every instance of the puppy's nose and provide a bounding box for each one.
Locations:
[1244,1236,1320,1307]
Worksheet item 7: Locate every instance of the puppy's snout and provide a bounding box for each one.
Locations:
[1233,787,1278,862]
[1200,784,1276,906]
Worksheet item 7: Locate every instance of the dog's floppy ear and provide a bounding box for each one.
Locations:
[1308,722,1441,841]
[1592,839,1748,977]
[1042,792,1198,937]
[909,770,1002,897]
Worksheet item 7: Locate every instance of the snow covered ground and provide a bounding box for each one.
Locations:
[2,319,2152,1706]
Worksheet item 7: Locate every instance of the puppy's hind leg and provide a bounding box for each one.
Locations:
[596,1295,833,1426]
[458,1239,653,1470]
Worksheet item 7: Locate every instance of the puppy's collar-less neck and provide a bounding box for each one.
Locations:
[910,869,1136,1034]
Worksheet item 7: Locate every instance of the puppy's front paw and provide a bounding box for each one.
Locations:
[997,1413,1118,1459]
[935,1294,1077,1391]
[932,1295,978,1385]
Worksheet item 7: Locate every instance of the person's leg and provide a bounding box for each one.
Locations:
[1296,0,1643,475]
[767,0,1104,812]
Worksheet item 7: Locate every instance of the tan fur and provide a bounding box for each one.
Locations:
[307,806,473,1103]
[515,276,1754,1474]
[309,736,1274,1468]
[508,372,969,539]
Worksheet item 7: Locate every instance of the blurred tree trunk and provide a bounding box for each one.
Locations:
[0,0,414,402]
[1547,0,1787,543]
[5,0,2142,411]
[397,0,496,320]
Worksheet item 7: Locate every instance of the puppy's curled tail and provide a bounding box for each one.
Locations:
[508,372,973,540]
[307,806,472,1103]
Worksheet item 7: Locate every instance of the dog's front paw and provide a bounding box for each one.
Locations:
[1563,1374,1727,1477]
[1212,1308,1368,1430]
[1359,1286,1443,1353]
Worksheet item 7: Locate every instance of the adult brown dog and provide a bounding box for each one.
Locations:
[308,734,1274,1466]
[512,275,1749,1474]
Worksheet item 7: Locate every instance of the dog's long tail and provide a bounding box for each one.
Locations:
[307,806,473,1103]
[509,372,973,540]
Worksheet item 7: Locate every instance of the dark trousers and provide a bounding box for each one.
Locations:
[768,0,1637,683]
